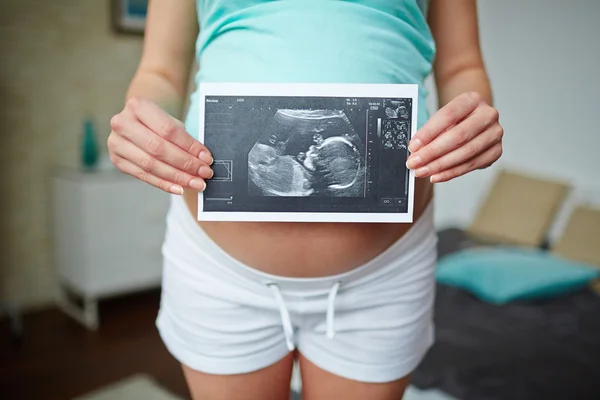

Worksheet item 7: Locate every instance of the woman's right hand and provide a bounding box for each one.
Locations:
[107,97,213,195]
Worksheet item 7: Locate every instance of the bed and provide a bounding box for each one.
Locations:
[411,228,600,400]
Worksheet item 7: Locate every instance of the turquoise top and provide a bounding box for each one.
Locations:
[185,0,436,137]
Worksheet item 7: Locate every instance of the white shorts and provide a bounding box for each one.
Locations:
[156,195,438,383]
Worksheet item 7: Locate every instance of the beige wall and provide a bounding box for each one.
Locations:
[0,1,143,310]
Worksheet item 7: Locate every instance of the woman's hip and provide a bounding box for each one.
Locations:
[160,192,438,306]
[175,179,435,277]
[158,196,438,380]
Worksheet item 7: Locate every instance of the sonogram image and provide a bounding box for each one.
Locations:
[384,99,410,119]
[248,109,366,197]
[382,119,409,150]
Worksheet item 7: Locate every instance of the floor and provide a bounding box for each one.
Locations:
[0,289,455,400]
[0,289,189,400]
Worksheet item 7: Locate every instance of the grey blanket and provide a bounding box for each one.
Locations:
[411,229,600,400]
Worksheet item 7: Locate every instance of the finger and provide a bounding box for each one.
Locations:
[415,124,502,177]
[429,143,503,183]
[409,92,481,152]
[125,97,213,163]
[407,105,498,170]
[111,154,185,194]
[112,112,213,178]
[109,133,209,191]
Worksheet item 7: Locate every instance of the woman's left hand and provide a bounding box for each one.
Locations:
[406,91,503,183]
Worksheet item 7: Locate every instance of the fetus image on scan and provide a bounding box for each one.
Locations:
[248,109,365,197]
[384,100,409,119]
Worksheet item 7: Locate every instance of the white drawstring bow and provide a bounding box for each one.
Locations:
[267,281,342,349]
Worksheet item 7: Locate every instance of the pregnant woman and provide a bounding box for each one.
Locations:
[107,1,503,399]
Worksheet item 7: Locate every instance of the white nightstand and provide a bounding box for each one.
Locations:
[52,166,170,329]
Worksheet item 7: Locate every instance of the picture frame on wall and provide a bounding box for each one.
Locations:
[111,0,148,35]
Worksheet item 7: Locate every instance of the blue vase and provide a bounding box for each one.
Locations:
[81,118,99,170]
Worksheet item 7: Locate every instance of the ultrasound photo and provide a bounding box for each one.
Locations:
[197,83,418,223]
[247,109,365,198]
[384,99,410,119]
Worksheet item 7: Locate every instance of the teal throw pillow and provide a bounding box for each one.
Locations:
[436,247,600,304]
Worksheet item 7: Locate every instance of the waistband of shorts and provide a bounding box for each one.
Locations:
[167,194,437,293]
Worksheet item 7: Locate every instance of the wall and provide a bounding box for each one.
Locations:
[431,0,600,232]
[0,1,143,309]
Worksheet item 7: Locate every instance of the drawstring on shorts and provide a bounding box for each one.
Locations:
[267,280,342,350]
[326,281,341,339]
[267,283,295,351]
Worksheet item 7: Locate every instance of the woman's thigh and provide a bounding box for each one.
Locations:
[182,352,295,400]
[298,354,410,400]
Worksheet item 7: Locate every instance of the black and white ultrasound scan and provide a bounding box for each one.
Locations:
[197,83,418,223]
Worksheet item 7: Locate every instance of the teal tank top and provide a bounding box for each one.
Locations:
[185,0,436,137]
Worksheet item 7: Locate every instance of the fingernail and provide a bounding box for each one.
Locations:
[415,166,429,177]
[409,138,422,152]
[406,155,422,169]
[198,166,213,179]
[169,185,184,195]
[189,179,206,191]
[430,175,440,183]
[199,151,213,164]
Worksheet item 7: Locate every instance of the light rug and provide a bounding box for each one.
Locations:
[73,372,456,400]
[403,386,458,400]
[72,374,183,400]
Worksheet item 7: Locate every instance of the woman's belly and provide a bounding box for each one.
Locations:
[184,2,437,277]
[183,178,433,277]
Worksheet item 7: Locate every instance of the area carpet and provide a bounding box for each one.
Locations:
[73,373,454,400]
[72,374,183,400]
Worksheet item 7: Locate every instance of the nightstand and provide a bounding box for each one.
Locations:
[52,166,170,329]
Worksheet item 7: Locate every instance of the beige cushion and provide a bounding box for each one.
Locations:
[590,279,600,296]
[552,205,600,268]
[466,170,570,247]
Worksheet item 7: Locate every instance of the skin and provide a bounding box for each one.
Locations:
[107,0,503,399]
